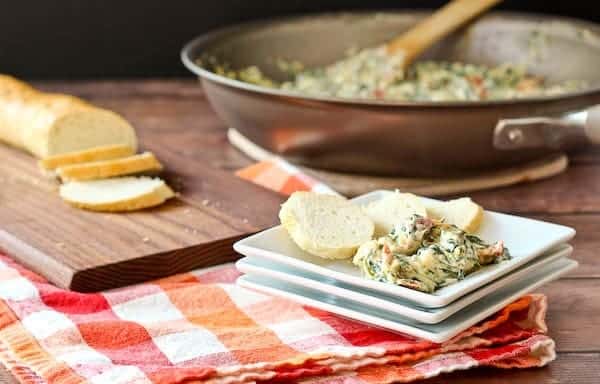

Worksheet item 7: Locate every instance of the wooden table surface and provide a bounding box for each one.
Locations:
[1,79,599,383]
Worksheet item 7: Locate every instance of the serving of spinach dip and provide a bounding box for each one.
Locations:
[352,214,510,293]
[210,46,582,102]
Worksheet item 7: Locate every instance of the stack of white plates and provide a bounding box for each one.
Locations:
[234,190,577,342]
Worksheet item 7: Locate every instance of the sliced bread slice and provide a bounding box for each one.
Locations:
[424,197,484,233]
[364,192,428,236]
[57,152,162,181]
[59,176,174,212]
[38,144,135,170]
[279,191,374,259]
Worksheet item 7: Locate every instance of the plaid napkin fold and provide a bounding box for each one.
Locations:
[0,159,556,384]
[235,158,339,196]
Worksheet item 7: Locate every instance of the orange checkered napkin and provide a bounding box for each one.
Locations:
[236,158,339,196]
[0,255,555,384]
[0,161,556,384]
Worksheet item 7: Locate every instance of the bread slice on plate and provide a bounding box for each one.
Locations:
[279,192,374,259]
[57,152,162,181]
[364,192,428,236]
[424,197,484,233]
[38,144,135,171]
[59,176,174,212]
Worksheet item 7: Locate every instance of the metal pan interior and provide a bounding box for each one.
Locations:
[183,11,600,107]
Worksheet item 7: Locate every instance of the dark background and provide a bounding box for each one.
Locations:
[1,0,598,79]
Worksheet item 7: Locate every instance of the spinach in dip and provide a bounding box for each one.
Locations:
[352,214,510,293]
[210,46,583,102]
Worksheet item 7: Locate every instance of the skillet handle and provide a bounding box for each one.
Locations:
[585,105,600,145]
[494,105,600,150]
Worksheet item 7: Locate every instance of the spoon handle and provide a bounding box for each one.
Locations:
[387,0,503,65]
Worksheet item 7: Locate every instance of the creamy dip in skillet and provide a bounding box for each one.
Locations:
[211,46,583,102]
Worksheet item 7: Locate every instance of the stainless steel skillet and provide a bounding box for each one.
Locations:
[182,11,600,176]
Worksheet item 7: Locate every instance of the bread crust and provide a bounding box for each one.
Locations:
[60,178,174,212]
[38,144,135,170]
[57,152,162,181]
[364,192,428,236]
[0,74,137,158]
[424,197,484,233]
[279,192,374,259]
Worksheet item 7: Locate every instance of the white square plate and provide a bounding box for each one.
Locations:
[237,258,578,343]
[234,190,575,307]
[236,244,572,324]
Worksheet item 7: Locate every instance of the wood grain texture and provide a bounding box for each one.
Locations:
[465,164,600,214]
[0,79,599,383]
[539,280,600,352]
[0,367,17,384]
[530,214,600,278]
[423,353,600,384]
[0,90,284,292]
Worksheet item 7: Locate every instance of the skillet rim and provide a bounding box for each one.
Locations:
[181,10,600,108]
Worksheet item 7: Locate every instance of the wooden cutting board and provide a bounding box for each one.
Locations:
[0,143,284,292]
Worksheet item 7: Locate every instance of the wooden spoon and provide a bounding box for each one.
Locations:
[386,0,503,68]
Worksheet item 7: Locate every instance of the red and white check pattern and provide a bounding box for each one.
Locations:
[0,253,555,384]
[0,162,557,383]
[236,158,339,196]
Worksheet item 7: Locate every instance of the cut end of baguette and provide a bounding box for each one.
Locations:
[45,109,138,158]
[279,191,374,259]
[424,197,484,233]
[0,75,138,159]
[364,191,428,236]
[57,152,162,181]
[59,176,174,212]
[38,144,135,170]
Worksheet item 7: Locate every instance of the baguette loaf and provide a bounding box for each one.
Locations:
[0,75,137,158]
